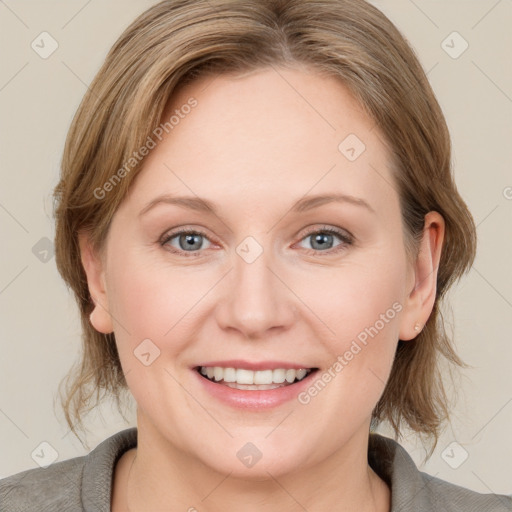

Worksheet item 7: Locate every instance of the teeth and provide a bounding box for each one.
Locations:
[237,368,254,384]
[199,366,311,385]
[223,382,287,390]
[223,367,236,382]
[254,369,273,385]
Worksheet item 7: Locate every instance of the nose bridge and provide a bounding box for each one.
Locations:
[216,234,295,337]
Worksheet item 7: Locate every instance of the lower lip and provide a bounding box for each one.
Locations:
[193,368,319,409]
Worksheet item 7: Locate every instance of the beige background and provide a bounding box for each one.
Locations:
[1,0,511,496]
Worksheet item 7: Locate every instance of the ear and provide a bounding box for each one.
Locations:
[78,232,114,334]
[399,211,445,341]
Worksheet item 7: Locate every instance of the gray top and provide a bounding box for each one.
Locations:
[1,427,511,511]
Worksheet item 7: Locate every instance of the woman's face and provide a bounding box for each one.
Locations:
[82,66,439,477]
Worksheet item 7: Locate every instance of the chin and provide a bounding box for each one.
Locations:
[197,436,311,479]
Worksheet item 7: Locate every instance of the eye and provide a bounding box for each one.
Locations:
[295,226,353,254]
[160,228,213,257]
[160,225,353,258]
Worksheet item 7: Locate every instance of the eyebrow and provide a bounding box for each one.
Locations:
[138,192,376,217]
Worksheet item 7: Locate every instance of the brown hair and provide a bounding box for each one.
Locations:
[54,0,476,454]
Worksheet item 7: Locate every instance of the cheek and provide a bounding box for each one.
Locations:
[296,252,404,396]
[105,249,203,351]
[105,257,207,403]
[297,254,405,344]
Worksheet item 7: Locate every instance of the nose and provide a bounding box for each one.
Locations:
[215,243,297,339]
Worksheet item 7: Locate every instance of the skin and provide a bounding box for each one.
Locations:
[79,65,445,511]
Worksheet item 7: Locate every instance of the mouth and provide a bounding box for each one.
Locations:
[194,365,319,391]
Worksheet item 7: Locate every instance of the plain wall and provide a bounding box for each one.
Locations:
[0,0,511,496]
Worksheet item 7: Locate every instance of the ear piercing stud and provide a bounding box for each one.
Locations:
[414,322,421,332]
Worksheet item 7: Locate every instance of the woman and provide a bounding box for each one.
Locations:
[1,0,510,510]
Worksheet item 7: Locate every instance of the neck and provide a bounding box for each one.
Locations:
[121,414,390,512]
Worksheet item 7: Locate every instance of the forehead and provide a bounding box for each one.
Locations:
[124,66,398,218]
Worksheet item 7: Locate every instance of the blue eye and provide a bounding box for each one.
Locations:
[160,229,212,257]
[297,227,353,253]
[160,225,353,258]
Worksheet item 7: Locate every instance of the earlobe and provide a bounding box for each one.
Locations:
[399,211,445,341]
[78,232,114,334]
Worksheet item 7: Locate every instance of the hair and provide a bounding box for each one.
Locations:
[54,0,477,455]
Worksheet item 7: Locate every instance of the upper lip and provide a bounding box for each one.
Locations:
[194,360,317,371]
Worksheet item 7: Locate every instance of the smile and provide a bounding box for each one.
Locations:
[197,366,316,390]
[193,362,320,409]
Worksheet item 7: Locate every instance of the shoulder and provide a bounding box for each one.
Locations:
[369,433,512,512]
[0,427,138,512]
[0,455,85,512]
[418,471,512,511]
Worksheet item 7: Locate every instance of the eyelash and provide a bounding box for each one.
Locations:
[159,226,354,258]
